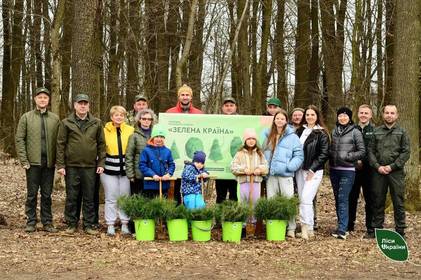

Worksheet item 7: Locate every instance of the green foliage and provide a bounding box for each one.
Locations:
[254,195,299,221]
[161,199,191,220]
[209,139,223,161]
[230,136,243,158]
[117,195,164,220]
[170,141,180,160]
[215,200,250,223]
[189,207,215,221]
[185,137,204,159]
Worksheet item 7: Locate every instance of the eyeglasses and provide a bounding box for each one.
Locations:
[140,117,153,121]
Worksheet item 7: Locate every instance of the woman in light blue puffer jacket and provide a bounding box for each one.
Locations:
[263,109,304,238]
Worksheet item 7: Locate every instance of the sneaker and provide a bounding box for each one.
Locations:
[85,227,99,235]
[287,230,295,238]
[66,226,77,234]
[332,231,347,240]
[107,225,115,236]
[363,232,375,239]
[25,225,36,233]
[121,224,130,235]
[43,224,58,233]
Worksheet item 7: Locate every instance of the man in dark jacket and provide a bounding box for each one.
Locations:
[15,87,60,233]
[368,105,410,238]
[56,94,106,235]
[348,104,375,235]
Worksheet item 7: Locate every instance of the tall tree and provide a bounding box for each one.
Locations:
[295,0,311,108]
[60,0,73,118]
[308,0,320,105]
[392,0,421,210]
[1,0,25,155]
[71,0,102,114]
[320,0,347,128]
[384,0,395,105]
[274,0,288,108]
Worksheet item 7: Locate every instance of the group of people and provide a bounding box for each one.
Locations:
[15,84,410,241]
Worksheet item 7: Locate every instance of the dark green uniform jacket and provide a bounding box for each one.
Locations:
[56,112,106,169]
[368,124,410,171]
[15,109,60,168]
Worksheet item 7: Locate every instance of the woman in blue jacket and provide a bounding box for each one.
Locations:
[139,125,175,198]
[263,109,304,238]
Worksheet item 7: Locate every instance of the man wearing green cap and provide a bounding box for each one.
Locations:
[56,93,106,235]
[264,97,282,116]
[139,125,175,197]
[15,87,60,233]
[127,94,149,126]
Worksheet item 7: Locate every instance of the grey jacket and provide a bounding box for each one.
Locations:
[329,124,366,168]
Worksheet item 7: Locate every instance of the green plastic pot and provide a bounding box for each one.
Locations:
[167,219,188,241]
[134,219,155,241]
[222,221,242,243]
[191,220,212,242]
[266,219,287,241]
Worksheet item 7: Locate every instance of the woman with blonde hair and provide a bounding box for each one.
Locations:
[101,105,134,236]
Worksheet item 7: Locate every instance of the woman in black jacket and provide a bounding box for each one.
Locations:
[329,107,365,240]
[295,105,329,239]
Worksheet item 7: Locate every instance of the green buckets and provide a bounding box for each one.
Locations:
[167,219,188,241]
[266,219,287,241]
[191,220,212,242]
[134,219,155,241]
[222,222,242,243]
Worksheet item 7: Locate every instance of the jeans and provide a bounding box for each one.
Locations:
[330,169,355,234]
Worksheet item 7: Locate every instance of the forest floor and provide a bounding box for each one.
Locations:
[0,159,420,279]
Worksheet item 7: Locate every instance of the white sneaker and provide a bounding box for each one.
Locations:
[287,230,295,238]
[107,225,115,236]
[121,224,130,235]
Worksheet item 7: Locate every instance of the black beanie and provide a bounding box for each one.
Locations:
[337,107,353,120]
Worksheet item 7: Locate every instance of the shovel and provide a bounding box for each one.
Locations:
[246,175,255,237]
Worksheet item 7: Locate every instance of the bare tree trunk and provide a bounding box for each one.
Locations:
[1,0,24,155]
[106,0,120,113]
[320,0,347,128]
[255,0,272,114]
[126,0,141,107]
[384,0,395,104]
[308,0,320,105]
[168,0,181,100]
[392,0,421,210]
[50,0,66,115]
[189,0,206,108]
[156,0,170,111]
[60,0,73,118]
[376,0,384,117]
[176,0,198,88]
[237,0,251,112]
[43,0,52,88]
[274,0,288,108]
[71,0,102,114]
[295,0,311,108]
[227,0,239,107]
[33,1,43,87]
[144,0,158,108]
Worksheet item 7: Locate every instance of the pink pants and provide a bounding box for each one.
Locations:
[239,182,261,207]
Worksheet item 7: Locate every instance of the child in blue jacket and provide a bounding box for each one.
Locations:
[181,151,209,209]
[139,125,175,198]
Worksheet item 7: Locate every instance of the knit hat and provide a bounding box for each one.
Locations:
[267,97,281,107]
[177,84,193,97]
[337,107,353,120]
[193,151,206,164]
[150,125,167,138]
[243,128,257,142]
[35,87,50,97]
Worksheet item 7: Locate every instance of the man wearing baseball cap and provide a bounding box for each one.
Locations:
[15,87,60,233]
[56,93,106,235]
[264,97,282,116]
[127,94,149,126]
[221,96,238,115]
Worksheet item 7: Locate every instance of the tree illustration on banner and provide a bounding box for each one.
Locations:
[170,141,180,160]
[230,137,243,158]
[209,139,223,162]
[185,137,204,159]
